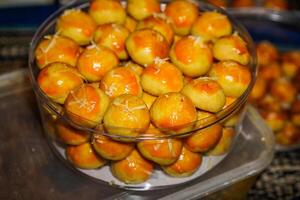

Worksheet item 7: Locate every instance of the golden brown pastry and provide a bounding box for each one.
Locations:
[103,94,150,138]
[111,149,153,184]
[37,62,83,104]
[150,92,197,134]
[56,9,97,45]
[64,84,110,127]
[35,35,80,69]
[164,0,199,36]
[162,146,202,177]
[66,143,106,169]
[92,134,134,160]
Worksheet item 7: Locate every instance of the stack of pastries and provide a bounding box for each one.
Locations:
[34,0,253,184]
[250,41,300,146]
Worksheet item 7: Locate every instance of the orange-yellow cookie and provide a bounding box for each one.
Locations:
[162,146,202,177]
[256,41,279,66]
[270,78,296,105]
[257,95,281,112]
[136,14,174,44]
[64,84,110,128]
[185,123,222,153]
[103,94,150,138]
[77,45,119,82]
[181,77,226,112]
[56,122,90,145]
[150,92,197,134]
[195,110,217,128]
[137,125,183,165]
[164,0,199,36]
[111,149,153,184]
[56,9,97,45]
[126,0,160,21]
[282,61,299,79]
[249,76,267,102]
[66,143,106,169]
[191,11,232,42]
[141,59,184,96]
[94,24,130,60]
[37,62,83,104]
[209,61,251,98]
[260,110,287,132]
[207,127,235,156]
[89,0,126,25]
[259,62,282,81]
[100,67,142,98]
[276,123,300,146]
[92,134,134,160]
[169,36,213,77]
[35,35,80,69]
[213,34,250,65]
[125,29,169,66]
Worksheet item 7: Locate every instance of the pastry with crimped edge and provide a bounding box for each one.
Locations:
[66,143,106,169]
[169,36,213,77]
[37,62,84,104]
[94,24,130,60]
[77,45,119,82]
[35,35,80,69]
[164,0,199,36]
[111,149,153,184]
[125,29,169,66]
[126,0,160,21]
[162,146,202,177]
[89,0,126,25]
[191,11,232,42]
[141,58,184,96]
[209,61,251,98]
[64,84,110,128]
[103,94,150,138]
[150,92,197,134]
[56,9,97,45]
[100,67,142,99]
[181,77,226,113]
[92,134,134,161]
[213,34,250,65]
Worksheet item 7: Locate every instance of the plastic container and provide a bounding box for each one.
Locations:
[0,67,273,199]
[229,8,300,151]
[28,0,257,189]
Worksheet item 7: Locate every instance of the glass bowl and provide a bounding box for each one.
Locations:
[28,0,257,190]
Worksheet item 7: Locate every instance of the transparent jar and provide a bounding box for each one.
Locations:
[28,0,257,190]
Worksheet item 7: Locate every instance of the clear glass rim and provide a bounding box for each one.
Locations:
[28,0,258,141]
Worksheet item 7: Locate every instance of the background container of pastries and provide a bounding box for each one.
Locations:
[28,0,256,187]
